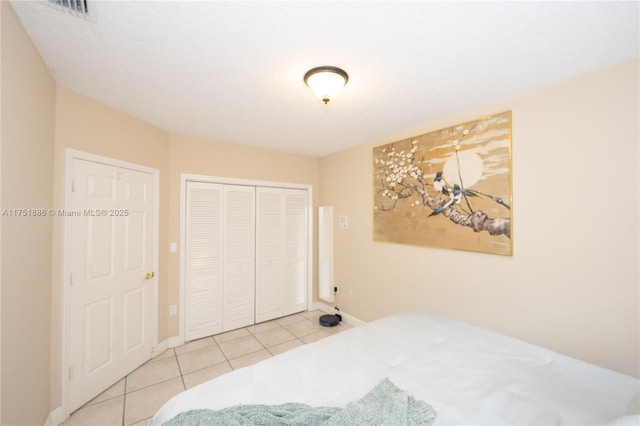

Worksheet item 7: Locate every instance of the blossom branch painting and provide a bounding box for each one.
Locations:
[373,111,513,255]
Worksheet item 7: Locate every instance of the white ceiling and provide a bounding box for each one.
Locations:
[11,1,639,157]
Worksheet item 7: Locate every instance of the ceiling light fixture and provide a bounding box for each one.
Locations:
[304,66,349,104]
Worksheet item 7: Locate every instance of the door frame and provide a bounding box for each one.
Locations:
[61,149,160,417]
[179,174,313,345]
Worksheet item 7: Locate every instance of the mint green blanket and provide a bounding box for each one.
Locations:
[162,378,436,425]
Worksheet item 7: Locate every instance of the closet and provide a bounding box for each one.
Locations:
[184,179,308,342]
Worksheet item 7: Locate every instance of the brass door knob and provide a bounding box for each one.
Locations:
[145,272,155,280]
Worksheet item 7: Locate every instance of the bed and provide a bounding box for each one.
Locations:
[151,311,640,425]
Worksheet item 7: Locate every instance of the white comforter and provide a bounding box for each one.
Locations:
[151,311,639,425]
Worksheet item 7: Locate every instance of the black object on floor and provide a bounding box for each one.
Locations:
[319,314,341,327]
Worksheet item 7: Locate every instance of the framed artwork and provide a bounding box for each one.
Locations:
[373,111,512,255]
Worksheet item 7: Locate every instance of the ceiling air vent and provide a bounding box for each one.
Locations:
[47,0,89,19]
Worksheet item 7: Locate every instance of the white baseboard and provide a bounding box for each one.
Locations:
[156,336,184,351]
[153,309,362,355]
[44,406,65,426]
[152,339,169,358]
[168,335,184,348]
[310,302,367,327]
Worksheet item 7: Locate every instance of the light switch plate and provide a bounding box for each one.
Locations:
[339,215,348,229]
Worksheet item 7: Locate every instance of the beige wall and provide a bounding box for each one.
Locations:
[167,134,321,336]
[1,2,56,424]
[50,86,170,408]
[319,58,639,378]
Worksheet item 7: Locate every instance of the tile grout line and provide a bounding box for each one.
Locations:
[171,347,187,392]
[244,320,305,358]
[226,328,269,369]
[122,375,128,426]
[176,338,228,384]
[215,334,235,369]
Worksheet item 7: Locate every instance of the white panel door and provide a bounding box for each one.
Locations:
[284,189,307,315]
[185,182,224,341]
[255,187,284,323]
[222,185,256,331]
[69,159,155,412]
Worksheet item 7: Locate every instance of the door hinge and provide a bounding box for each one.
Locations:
[68,366,74,381]
[69,273,73,286]
[71,179,76,192]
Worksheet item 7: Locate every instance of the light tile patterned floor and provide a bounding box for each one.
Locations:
[62,310,352,426]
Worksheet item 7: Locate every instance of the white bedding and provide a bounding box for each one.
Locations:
[151,311,640,425]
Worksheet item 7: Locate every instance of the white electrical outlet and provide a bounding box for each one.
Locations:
[169,304,177,315]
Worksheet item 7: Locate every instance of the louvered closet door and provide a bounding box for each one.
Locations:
[284,189,308,315]
[222,185,256,331]
[255,187,285,323]
[185,182,224,341]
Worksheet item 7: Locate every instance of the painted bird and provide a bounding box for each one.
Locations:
[429,184,463,217]
[433,171,449,196]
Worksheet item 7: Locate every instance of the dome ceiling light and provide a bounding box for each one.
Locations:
[304,66,349,104]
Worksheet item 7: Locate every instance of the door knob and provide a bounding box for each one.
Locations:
[145,272,155,280]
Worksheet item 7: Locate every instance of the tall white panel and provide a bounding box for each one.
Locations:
[185,182,224,340]
[318,205,334,303]
[222,185,256,331]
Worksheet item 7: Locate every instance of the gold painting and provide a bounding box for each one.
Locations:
[373,111,512,255]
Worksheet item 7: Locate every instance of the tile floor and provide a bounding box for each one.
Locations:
[62,310,352,426]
